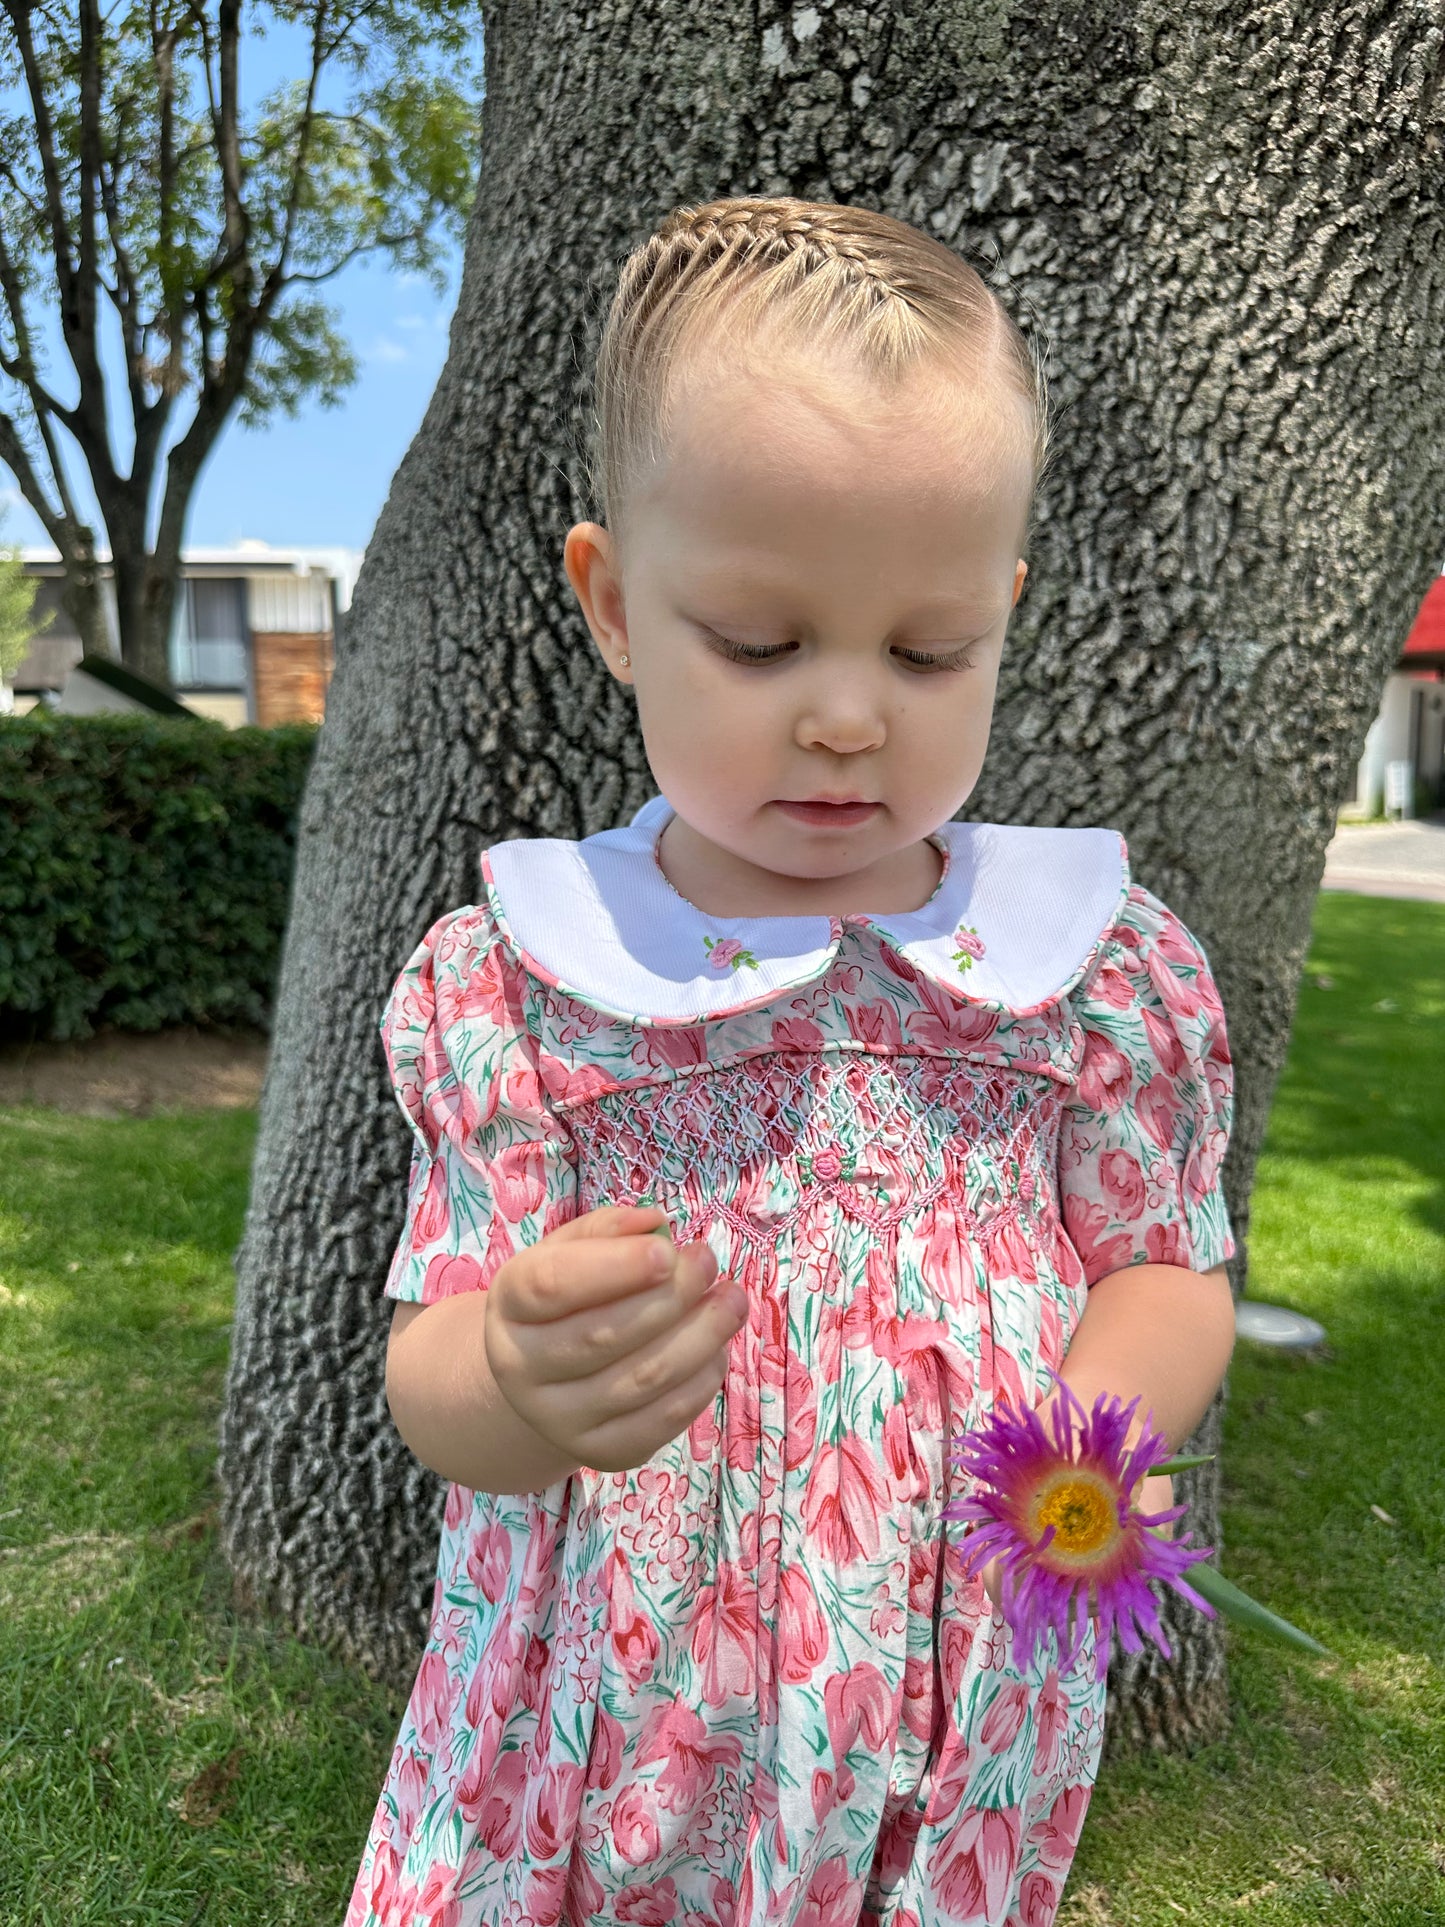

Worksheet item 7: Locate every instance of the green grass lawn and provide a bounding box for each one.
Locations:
[1,891,1442,1925]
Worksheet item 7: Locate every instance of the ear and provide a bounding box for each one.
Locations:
[563,522,633,683]
[1011,559,1028,608]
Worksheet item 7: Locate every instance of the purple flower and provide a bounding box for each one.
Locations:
[942,1370,1215,1682]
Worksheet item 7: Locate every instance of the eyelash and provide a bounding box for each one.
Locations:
[709,635,797,666]
[890,643,978,674]
[705,633,978,673]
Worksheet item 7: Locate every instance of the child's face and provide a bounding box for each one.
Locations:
[565,341,1032,903]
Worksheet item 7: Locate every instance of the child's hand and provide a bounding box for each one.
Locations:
[484,1203,748,1476]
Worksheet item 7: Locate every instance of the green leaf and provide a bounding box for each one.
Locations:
[1147,1452,1216,1475]
[1184,1561,1333,1655]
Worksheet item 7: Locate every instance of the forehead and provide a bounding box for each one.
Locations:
[629,341,1034,589]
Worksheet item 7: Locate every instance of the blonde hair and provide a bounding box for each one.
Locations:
[588,195,1051,538]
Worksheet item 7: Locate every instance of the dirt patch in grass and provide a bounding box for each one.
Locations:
[0,1027,268,1116]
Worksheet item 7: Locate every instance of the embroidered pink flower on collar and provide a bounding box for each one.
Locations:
[703,934,759,974]
[951,924,987,972]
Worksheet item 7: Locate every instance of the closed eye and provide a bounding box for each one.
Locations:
[701,628,986,674]
[893,643,986,674]
[705,632,805,670]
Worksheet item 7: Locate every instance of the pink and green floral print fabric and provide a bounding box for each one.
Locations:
[344,881,1234,1927]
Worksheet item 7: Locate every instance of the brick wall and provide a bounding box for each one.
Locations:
[252,630,333,726]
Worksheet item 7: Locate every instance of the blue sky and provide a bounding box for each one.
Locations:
[0,17,471,559]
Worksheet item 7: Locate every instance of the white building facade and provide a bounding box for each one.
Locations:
[1346,566,1445,818]
[7,541,364,726]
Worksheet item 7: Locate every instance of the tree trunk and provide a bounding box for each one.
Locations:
[107,512,178,691]
[220,0,1445,1754]
[57,526,111,661]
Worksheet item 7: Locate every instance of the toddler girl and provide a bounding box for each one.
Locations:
[346,196,1238,1927]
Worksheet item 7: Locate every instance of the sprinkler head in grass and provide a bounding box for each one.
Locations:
[1234,1302,1328,1350]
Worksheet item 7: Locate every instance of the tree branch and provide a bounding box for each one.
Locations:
[5,3,120,496]
[216,0,249,284]
[152,0,184,401]
[184,0,219,126]
[194,279,215,378]
[181,0,246,298]
[0,208,46,386]
[0,212,86,454]
[280,230,432,289]
[76,0,104,356]
[97,108,141,389]
[316,1,378,63]
[3,2,77,312]
[0,405,72,548]
[264,1,330,302]
[0,156,46,228]
[111,0,186,495]
[149,369,234,585]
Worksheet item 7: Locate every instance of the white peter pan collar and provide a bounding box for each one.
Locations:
[480,793,1130,1028]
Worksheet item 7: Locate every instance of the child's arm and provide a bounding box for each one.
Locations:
[974,1262,1234,1613]
[1049,1260,1236,1453]
[387,1292,586,1495]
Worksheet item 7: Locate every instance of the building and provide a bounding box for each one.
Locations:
[6,540,364,726]
[1347,566,1445,817]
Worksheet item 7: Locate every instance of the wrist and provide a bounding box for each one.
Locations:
[389,1289,582,1496]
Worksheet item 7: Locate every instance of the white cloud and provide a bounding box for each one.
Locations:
[396,313,426,331]
[367,337,409,364]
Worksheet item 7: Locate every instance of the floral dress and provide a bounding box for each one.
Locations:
[344,793,1235,1927]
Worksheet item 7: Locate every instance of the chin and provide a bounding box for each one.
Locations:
[765,832,889,873]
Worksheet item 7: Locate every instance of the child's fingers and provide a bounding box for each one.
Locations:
[543,1202,670,1245]
[525,1245,740,1384]
[501,1208,678,1323]
[559,1343,735,1476]
[551,1269,745,1428]
[581,1264,747,1418]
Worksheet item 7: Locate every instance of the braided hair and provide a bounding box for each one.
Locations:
[589,196,1050,536]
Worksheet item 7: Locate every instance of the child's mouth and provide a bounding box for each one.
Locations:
[775,799,881,827]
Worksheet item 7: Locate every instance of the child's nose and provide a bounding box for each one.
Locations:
[797,682,890,755]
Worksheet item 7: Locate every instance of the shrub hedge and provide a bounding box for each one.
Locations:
[0,713,316,1041]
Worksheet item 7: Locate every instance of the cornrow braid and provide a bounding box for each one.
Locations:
[590,195,1051,536]
[664,199,900,276]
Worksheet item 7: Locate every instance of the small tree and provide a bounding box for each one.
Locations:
[0,1,483,688]
[0,514,47,688]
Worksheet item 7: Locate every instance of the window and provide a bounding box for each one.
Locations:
[28,574,81,643]
[170,578,248,688]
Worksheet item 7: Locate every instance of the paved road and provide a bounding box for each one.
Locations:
[1321,817,1445,903]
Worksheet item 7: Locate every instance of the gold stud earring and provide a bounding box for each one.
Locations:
[618,653,630,667]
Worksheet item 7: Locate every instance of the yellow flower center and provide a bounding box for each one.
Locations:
[1026,1468,1123,1568]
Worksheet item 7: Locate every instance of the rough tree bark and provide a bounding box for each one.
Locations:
[220,0,1445,1767]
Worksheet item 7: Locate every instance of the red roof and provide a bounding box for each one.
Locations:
[1403,573,1445,660]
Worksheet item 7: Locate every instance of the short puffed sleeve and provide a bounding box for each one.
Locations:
[379,904,578,1303]
[1057,884,1235,1286]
